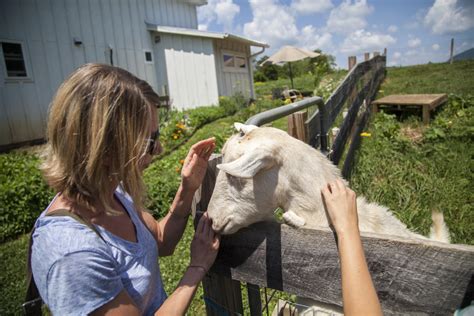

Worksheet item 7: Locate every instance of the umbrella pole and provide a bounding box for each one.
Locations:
[288,62,294,89]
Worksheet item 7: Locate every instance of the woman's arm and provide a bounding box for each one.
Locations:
[321,180,383,316]
[141,138,215,256]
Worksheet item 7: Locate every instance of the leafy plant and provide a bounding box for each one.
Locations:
[0,153,53,242]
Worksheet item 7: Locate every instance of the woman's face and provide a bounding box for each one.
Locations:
[139,105,162,170]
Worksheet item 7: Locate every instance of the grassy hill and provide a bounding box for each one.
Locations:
[350,60,474,245]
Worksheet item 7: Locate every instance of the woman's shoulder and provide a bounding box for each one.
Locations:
[32,215,112,261]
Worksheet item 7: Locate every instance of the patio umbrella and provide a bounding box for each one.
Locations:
[261,45,320,89]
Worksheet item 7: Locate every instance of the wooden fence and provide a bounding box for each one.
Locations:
[191,54,474,315]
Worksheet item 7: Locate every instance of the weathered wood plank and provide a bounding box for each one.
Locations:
[247,283,263,316]
[287,111,308,143]
[306,110,321,148]
[211,221,474,316]
[341,108,370,178]
[330,85,368,165]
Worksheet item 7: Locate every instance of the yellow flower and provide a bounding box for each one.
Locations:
[173,135,178,139]
[360,132,371,137]
[175,167,181,173]
[284,98,292,105]
[175,122,185,129]
[179,159,185,165]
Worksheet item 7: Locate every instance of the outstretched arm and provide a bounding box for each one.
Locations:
[141,137,216,256]
[321,179,383,316]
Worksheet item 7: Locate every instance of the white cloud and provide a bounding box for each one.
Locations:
[340,29,396,54]
[327,0,374,34]
[405,50,417,56]
[197,0,240,32]
[424,0,474,35]
[298,25,333,51]
[244,0,299,48]
[388,25,398,33]
[244,0,334,53]
[408,38,421,48]
[291,0,333,14]
[393,51,401,59]
[432,43,440,51]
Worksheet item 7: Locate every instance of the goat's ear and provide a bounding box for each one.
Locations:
[234,122,258,135]
[217,149,273,178]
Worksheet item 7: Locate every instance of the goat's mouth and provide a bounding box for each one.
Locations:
[212,217,240,235]
[211,216,229,233]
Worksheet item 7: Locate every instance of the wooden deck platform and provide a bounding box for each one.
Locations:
[371,94,448,124]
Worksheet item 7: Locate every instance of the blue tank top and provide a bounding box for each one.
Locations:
[31,187,167,315]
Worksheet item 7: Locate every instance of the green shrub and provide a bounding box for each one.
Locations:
[253,71,268,82]
[0,153,53,242]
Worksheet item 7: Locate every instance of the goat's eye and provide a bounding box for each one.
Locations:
[239,131,245,137]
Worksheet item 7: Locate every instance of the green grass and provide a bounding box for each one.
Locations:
[350,60,474,245]
[378,60,474,97]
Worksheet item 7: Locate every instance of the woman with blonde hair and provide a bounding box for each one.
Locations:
[30,63,219,315]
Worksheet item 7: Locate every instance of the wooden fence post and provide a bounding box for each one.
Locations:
[287,111,308,143]
[450,38,454,64]
[364,52,370,61]
[348,56,357,70]
[383,48,387,56]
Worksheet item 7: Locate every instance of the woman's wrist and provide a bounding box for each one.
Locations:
[335,225,360,239]
[187,265,208,277]
[169,183,195,218]
[180,178,199,193]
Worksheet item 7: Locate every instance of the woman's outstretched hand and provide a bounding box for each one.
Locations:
[190,212,220,272]
[321,179,359,235]
[181,138,216,192]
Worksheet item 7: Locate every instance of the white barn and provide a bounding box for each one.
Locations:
[0,0,268,150]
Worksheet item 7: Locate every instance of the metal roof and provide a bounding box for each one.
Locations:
[146,23,269,48]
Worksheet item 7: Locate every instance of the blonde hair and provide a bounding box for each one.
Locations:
[42,63,160,215]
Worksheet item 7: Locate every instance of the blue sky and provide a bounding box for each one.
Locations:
[197,0,474,68]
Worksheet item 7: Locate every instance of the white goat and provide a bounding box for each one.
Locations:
[206,123,450,315]
[207,123,450,243]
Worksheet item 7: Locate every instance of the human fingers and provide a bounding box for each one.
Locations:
[328,181,339,194]
[196,213,206,235]
[201,212,212,236]
[335,179,346,192]
[192,138,215,157]
[203,143,216,161]
[321,185,331,201]
[212,234,221,250]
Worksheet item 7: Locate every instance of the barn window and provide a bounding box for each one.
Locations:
[223,54,234,67]
[144,50,153,63]
[1,42,28,78]
[223,52,247,72]
[235,56,246,69]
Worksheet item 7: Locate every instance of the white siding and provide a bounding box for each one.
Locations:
[159,34,218,110]
[214,39,253,99]
[0,0,199,147]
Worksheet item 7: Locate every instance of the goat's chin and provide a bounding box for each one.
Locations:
[220,224,243,235]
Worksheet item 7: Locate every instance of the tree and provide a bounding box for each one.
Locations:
[254,55,279,81]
